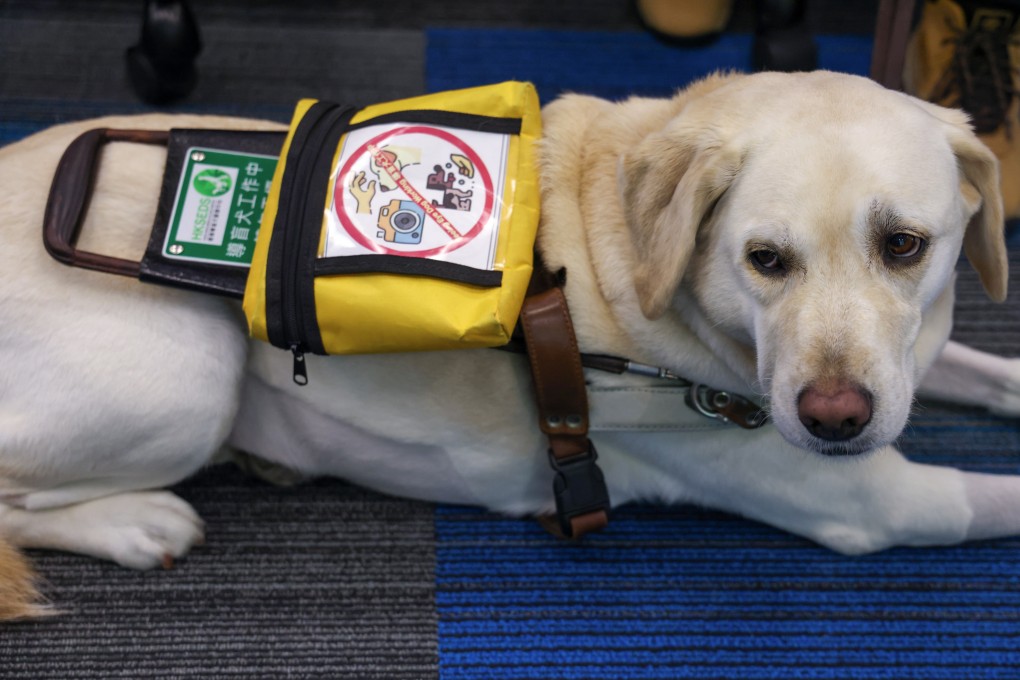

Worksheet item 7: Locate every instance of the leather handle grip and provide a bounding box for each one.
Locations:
[42,128,169,277]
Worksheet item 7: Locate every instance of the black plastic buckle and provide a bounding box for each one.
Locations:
[549,442,611,537]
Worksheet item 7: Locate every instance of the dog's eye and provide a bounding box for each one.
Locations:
[749,248,784,274]
[886,233,925,259]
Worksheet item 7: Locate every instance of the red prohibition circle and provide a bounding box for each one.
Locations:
[334,125,495,257]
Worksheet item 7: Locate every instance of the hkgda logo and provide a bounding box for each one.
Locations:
[193,168,232,197]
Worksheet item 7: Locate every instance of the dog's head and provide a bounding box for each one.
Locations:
[620,71,1007,455]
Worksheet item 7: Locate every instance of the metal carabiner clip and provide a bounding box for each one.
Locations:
[686,383,731,422]
[686,384,770,429]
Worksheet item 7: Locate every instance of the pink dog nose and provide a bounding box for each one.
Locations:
[797,382,872,441]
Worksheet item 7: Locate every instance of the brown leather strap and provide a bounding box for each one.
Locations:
[520,262,610,539]
[521,287,590,456]
[537,510,609,540]
[43,128,170,278]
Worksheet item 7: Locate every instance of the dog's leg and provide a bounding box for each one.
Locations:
[0,491,203,569]
[807,457,1020,551]
[666,428,1020,554]
[961,471,1020,541]
[917,340,1020,415]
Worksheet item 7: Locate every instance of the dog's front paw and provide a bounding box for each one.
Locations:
[65,491,205,569]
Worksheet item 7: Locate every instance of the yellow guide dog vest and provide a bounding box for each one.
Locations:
[242,82,541,376]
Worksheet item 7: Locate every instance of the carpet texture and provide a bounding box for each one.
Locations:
[3,467,438,680]
[4,2,1020,678]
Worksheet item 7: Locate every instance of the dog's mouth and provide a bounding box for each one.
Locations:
[808,436,877,457]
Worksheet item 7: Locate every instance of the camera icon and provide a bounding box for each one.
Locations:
[377,199,424,245]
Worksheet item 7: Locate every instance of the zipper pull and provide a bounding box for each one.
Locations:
[290,345,308,385]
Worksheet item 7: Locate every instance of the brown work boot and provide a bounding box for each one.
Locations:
[904,0,1020,220]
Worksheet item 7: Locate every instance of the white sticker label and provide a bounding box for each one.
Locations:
[324,123,510,270]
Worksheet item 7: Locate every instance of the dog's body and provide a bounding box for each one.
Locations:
[5,71,1020,619]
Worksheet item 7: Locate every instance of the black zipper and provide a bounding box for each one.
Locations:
[266,101,355,384]
[277,106,327,369]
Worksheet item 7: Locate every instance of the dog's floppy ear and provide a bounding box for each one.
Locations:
[929,106,1009,302]
[953,128,1008,302]
[619,123,742,319]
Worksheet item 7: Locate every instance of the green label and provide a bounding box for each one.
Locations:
[163,147,279,267]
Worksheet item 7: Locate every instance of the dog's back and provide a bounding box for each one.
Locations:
[0,116,281,620]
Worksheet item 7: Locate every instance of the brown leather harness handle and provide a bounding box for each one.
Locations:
[43,128,170,278]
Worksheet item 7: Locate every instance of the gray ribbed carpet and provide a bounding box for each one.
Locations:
[5,468,437,679]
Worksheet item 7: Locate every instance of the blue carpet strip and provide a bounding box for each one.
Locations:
[426,28,874,103]
[428,28,1020,680]
[436,506,1020,679]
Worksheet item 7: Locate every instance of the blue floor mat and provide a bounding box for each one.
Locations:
[426,28,874,101]
[435,416,1020,679]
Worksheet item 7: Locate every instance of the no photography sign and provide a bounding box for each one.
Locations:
[326,123,511,271]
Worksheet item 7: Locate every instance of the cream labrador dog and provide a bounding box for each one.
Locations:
[3,71,1020,620]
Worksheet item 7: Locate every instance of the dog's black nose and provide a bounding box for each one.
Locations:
[797,382,872,441]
